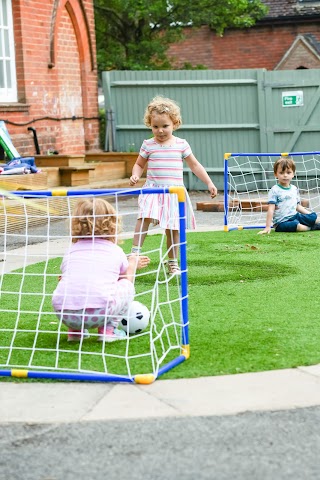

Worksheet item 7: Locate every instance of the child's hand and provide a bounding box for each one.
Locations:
[258,227,271,235]
[136,255,150,269]
[128,254,150,270]
[208,183,218,198]
[129,175,139,186]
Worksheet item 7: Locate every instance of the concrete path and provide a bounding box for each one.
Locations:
[2,364,320,424]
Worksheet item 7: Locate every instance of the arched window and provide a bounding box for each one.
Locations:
[0,0,17,102]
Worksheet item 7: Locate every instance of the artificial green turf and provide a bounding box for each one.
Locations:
[171,229,320,380]
[1,229,320,381]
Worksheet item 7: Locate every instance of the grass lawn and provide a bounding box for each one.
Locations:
[176,229,320,380]
[1,229,320,381]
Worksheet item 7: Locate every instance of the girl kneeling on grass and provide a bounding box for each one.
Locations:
[259,156,320,235]
[52,197,150,343]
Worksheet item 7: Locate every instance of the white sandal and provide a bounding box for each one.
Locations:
[167,262,181,275]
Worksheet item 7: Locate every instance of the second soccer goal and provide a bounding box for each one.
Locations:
[224,151,320,231]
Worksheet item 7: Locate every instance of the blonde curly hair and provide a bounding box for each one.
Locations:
[144,96,182,130]
[71,197,121,243]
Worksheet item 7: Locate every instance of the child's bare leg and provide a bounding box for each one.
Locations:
[165,229,181,275]
[165,229,179,259]
[132,218,152,252]
[297,224,311,232]
[312,221,320,230]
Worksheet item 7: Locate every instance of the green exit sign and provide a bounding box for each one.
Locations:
[282,91,303,107]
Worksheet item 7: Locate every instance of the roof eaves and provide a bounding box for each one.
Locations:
[257,13,320,25]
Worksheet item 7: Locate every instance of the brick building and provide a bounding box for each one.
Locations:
[168,0,320,71]
[0,0,100,158]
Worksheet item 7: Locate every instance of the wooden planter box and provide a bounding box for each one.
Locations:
[0,172,48,191]
[85,152,144,178]
[34,154,85,167]
[34,154,93,187]
[31,152,145,188]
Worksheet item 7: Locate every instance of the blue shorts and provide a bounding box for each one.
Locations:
[275,212,317,232]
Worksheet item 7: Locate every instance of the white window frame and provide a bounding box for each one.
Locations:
[0,0,17,103]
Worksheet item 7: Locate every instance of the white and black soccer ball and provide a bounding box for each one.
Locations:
[120,301,150,334]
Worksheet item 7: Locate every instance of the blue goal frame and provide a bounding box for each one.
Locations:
[0,186,189,384]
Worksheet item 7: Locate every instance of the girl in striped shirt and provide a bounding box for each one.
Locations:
[129,96,217,275]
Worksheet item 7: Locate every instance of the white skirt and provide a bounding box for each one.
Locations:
[137,181,196,230]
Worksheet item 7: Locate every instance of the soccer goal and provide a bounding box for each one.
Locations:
[224,151,320,231]
[0,187,189,384]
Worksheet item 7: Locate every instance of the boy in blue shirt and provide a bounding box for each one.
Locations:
[259,156,320,234]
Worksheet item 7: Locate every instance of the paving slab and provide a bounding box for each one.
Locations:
[82,382,179,421]
[145,368,320,417]
[0,382,109,423]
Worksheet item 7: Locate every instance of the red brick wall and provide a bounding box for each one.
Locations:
[1,0,99,157]
[56,7,84,154]
[168,23,320,71]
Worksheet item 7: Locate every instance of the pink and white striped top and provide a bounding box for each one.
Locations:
[139,137,192,186]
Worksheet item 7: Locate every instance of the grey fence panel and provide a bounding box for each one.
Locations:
[263,69,320,153]
[102,69,320,191]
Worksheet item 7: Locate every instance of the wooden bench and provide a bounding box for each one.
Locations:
[59,165,95,187]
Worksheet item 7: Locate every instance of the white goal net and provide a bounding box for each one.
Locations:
[224,151,320,231]
[0,187,189,384]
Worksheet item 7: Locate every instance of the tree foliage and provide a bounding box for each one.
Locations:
[94,0,268,71]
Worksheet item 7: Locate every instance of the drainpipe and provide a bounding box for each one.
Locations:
[28,127,41,154]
